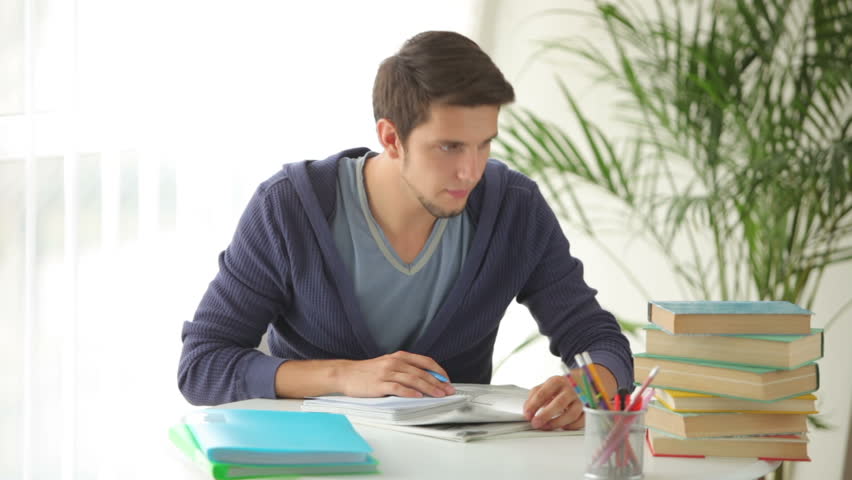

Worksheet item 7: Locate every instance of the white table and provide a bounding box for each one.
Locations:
[164,399,781,480]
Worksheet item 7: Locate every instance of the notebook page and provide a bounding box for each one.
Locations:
[306,393,466,411]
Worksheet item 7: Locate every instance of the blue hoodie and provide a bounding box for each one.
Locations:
[178,147,633,405]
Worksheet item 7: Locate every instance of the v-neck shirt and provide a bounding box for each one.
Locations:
[330,153,474,353]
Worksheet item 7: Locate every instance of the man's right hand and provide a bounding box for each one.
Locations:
[274,351,456,399]
[335,351,456,398]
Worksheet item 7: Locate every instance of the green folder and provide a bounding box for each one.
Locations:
[168,424,379,479]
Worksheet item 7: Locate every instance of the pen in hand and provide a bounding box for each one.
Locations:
[424,369,455,397]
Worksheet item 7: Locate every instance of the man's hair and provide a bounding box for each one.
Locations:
[373,31,515,145]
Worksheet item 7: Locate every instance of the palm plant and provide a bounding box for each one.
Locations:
[493,5,850,477]
[493,0,851,368]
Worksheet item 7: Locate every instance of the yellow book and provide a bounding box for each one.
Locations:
[655,388,818,414]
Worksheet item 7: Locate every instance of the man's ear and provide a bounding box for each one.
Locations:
[376,118,404,160]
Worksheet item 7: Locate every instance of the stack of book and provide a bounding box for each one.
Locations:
[634,301,822,462]
[169,409,378,479]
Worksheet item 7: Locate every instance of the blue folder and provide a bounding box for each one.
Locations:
[169,423,378,479]
[184,409,373,465]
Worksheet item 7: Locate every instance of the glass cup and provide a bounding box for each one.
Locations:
[583,407,646,479]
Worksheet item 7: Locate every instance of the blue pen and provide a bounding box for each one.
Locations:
[426,370,449,383]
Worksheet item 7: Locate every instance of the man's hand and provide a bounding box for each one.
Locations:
[274,351,456,399]
[523,364,618,431]
[335,351,456,398]
[522,375,585,430]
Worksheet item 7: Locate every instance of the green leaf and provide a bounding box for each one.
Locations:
[495,0,852,374]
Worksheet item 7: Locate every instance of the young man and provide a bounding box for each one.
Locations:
[178,31,633,431]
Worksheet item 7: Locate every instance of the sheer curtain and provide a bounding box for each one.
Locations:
[0,1,484,478]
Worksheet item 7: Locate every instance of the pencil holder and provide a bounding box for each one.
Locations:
[583,407,646,480]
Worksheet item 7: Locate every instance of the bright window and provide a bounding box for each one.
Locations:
[0,1,483,477]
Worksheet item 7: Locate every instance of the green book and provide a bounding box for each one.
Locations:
[168,424,379,479]
[634,353,819,402]
[642,324,823,369]
[648,300,812,335]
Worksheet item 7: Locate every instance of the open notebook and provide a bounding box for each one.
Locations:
[301,383,583,441]
[301,384,529,425]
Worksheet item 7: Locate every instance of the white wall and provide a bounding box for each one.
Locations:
[481,2,852,479]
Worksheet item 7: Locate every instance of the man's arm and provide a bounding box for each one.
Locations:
[178,186,292,405]
[273,352,455,399]
[513,186,632,429]
[178,185,454,405]
[515,187,634,390]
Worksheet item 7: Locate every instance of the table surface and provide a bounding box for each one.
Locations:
[161,399,781,480]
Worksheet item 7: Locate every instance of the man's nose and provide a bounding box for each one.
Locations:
[457,150,481,182]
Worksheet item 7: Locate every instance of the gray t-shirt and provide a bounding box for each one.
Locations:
[331,153,473,353]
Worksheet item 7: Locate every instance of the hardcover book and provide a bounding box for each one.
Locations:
[645,401,808,438]
[648,301,812,335]
[653,388,817,414]
[643,324,823,369]
[634,354,819,401]
[646,429,810,461]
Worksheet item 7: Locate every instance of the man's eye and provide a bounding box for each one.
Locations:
[441,144,461,152]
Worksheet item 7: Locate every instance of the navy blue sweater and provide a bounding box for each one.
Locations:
[178,148,633,406]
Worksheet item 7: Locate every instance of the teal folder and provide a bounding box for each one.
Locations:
[184,409,373,466]
[169,423,379,479]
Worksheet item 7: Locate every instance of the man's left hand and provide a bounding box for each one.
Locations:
[522,365,618,431]
[522,375,584,430]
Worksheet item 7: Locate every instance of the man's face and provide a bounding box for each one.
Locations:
[398,103,499,218]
